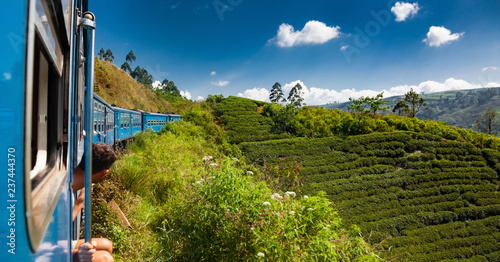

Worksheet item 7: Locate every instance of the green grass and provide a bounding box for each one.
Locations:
[91,121,379,261]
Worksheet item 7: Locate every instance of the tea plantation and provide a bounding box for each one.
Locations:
[240,132,500,261]
[213,96,291,143]
[213,97,500,261]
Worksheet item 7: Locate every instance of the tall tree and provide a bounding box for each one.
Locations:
[347,96,368,114]
[126,50,136,63]
[121,62,131,73]
[404,88,427,117]
[206,94,225,105]
[161,78,181,98]
[288,83,304,108]
[269,82,286,104]
[393,100,409,116]
[131,66,153,87]
[475,107,499,135]
[104,49,114,62]
[347,92,388,114]
[98,48,106,60]
[367,92,389,114]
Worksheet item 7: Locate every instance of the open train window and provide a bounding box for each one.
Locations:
[25,0,72,251]
[94,101,97,132]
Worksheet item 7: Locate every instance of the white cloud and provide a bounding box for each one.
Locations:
[180,90,191,100]
[268,20,341,48]
[482,66,498,72]
[210,71,217,76]
[237,88,270,102]
[391,2,420,22]
[423,26,464,47]
[237,78,500,105]
[339,45,349,51]
[211,81,230,87]
[386,78,481,97]
[196,96,205,102]
[152,80,162,90]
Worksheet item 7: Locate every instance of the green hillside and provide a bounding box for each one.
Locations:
[240,132,500,261]
[213,96,291,143]
[94,58,193,114]
[324,87,500,131]
[213,96,500,261]
[90,65,379,261]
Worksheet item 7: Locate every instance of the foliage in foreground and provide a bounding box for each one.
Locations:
[159,159,380,261]
[92,121,379,261]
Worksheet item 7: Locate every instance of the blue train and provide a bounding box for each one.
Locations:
[92,94,180,146]
[0,1,179,260]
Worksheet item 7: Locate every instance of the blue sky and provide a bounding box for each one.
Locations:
[91,0,500,104]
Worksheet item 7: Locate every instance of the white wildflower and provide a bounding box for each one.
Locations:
[202,155,213,161]
[257,252,265,258]
[195,179,205,184]
[303,195,309,199]
[271,193,283,200]
[263,202,271,206]
[289,211,295,215]
[250,227,254,231]
[247,171,254,175]
[210,163,218,166]
[285,191,296,198]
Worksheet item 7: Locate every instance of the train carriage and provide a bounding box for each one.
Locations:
[1,1,180,260]
[168,114,181,122]
[114,107,142,142]
[93,94,115,145]
[142,112,169,132]
[0,0,96,260]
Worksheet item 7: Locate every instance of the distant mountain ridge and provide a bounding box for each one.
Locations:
[322,87,500,131]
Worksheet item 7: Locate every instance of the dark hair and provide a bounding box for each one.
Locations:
[78,143,118,174]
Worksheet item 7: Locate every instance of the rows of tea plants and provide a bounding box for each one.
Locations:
[240,131,500,261]
[213,96,290,143]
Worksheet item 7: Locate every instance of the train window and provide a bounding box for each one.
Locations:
[100,105,103,132]
[34,0,64,74]
[25,0,72,250]
[100,107,103,133]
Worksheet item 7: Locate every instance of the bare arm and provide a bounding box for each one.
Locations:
[72,190,85,221]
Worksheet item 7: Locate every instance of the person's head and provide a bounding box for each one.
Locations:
[78,143,118,182]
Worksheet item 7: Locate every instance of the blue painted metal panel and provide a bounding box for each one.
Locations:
[169,114,181,122]
[93,94,114,145]
[142,113,169,132]
[114,107,141,141]
[0,2,74,260]
[0,1,33,260]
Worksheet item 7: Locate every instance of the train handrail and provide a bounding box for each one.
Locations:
[80,11,96,244]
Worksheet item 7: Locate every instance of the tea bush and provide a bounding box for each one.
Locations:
[158,159,380,261]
